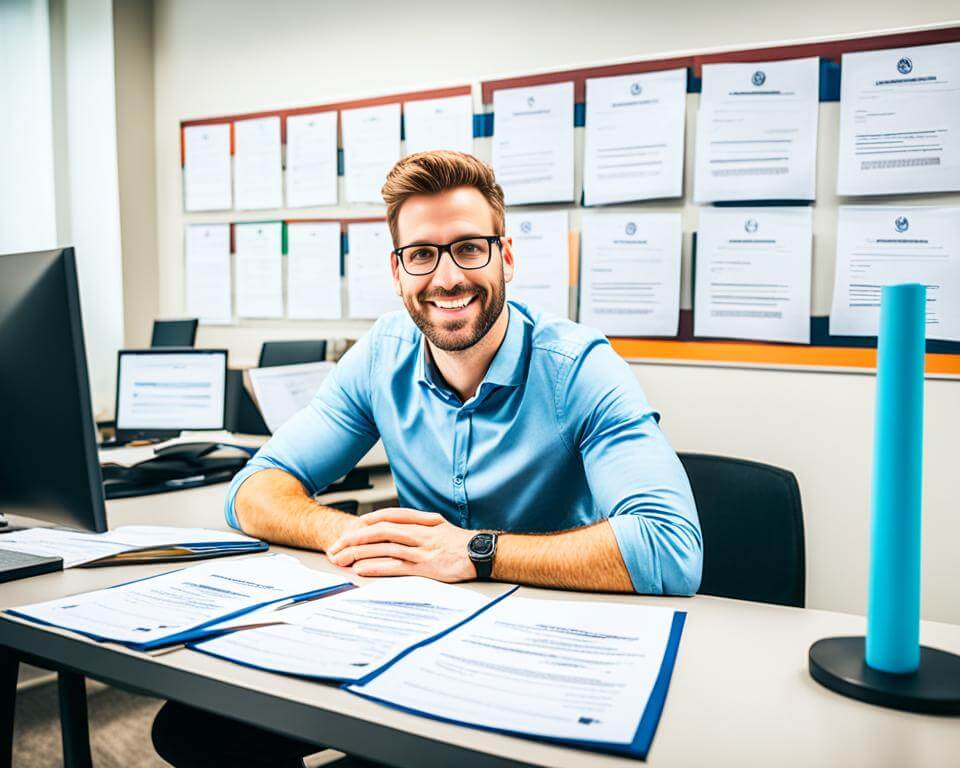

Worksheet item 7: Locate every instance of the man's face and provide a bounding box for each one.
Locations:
[391,187,514,352]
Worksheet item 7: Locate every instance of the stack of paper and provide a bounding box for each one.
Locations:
[188,579,686,759]
[6,554,351,651]
[346,597,685,760]
[192,577,506,682]
[0,525,268,568]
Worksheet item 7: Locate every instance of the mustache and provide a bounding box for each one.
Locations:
[419,285,485,302]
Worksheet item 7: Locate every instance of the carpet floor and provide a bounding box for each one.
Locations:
[13,680,166,767]
[12,680,352,767]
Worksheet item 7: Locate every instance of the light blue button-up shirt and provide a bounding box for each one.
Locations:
[226,302,702,595]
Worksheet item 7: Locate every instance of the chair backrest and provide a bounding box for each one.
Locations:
[258,340,327,368]
[224,369,270,436]
[151,319,198,348]
[678,453,805,608]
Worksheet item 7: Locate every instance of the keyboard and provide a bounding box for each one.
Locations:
[0,548,64,583]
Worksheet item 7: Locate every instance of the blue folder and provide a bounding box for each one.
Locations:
[345,609,687,761]
[7,570,351,652]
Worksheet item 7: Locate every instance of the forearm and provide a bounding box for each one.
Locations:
[492,520,633,592]
[234,468,357,551]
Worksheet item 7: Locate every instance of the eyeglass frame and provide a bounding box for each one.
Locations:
[393,235,503,276]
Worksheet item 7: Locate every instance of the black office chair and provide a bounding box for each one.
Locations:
[258,340,327,368]
[151,318,199,347]
[678,453,805,608]
[224,369,270,436]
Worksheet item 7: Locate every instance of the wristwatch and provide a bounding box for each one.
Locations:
[467,532,498,581]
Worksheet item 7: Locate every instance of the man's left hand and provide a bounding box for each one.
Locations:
[326,508,477,582]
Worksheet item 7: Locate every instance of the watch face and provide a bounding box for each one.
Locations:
[469,534,494,558]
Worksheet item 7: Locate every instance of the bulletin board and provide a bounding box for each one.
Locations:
[179,24,960,377]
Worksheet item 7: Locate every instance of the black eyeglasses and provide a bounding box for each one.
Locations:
[394,236,502,276]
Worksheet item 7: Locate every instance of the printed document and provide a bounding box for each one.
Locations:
[248,362,334,433]
[837,42,960,196]
[8,555,348,649]
[346,221,402,319]
[504,210,570,317]
[235,222,283,318]
[830,206,960,340]
[493,82,575,205]
[584,69,687,205]
[347,597,677,745]
[286,222,342,319]
[233,116,283,210]
[183,123,231,211]
[285,111,339,207]
[403,95,474,156]
[694,57,819,202]
[579,213,683,337]
[194,577,497,681]
[694,207,813,343]
[0,526,263,568]
[342,104,401,203]
[185,224,232,324]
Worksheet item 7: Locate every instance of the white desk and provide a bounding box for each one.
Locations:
[1,483,958,768]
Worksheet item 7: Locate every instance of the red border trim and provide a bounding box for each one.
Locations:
[180,85,470,166]
[480,26,960,101]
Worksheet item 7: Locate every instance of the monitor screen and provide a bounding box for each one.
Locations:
[0,247,107,531]
[116,350,227,431]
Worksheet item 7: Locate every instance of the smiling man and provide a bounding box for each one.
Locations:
[151,151,702,767]
[229,150,702,594]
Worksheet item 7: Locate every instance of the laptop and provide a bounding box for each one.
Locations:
[104,349,228,446]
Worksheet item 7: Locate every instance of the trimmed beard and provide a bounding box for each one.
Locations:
[403,271,506,352]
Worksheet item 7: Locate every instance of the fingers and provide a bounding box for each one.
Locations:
[350,557,421,578]
[328,542,422,567]
[328,522,424,554]
[360,508,446,527]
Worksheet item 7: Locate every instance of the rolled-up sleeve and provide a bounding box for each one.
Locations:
[224,331,380,529]
[562,341,702,595]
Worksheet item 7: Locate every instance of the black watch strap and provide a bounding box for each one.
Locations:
[474,555,494,581]
[468,532,497,581]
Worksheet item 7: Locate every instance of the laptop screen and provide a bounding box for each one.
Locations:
[116,350,227,432]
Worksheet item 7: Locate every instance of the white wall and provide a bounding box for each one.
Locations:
[0,0,57,254]
[0,0,126,416]
[58,0,126,415]
[149,0,960,623]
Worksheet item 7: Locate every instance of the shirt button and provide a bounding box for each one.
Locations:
[454,475,463,485]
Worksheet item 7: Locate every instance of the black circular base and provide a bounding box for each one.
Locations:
[809,636,960,715]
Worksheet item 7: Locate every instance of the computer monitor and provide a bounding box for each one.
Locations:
[114,349,228,443]
[151,318,199,347]
[0,247,107,534]
[258,340,327,367]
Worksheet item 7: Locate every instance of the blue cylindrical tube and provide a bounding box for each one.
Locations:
[865,283,926,673]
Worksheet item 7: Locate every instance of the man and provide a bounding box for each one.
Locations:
[152,151,702,767]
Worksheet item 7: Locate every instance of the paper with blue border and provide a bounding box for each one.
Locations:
[6,554,351,652]
[190,579,518,683]
[345,597,685,760]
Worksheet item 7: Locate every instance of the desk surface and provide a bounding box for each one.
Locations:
[1,484,958,768]
[97,431,390,471]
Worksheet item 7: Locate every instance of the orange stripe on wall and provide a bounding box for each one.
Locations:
[567,231,579,287]
[608,338,960,376]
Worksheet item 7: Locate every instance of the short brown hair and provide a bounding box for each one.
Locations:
[381,151,505,246]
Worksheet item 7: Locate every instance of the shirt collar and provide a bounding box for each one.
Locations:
[415,303,527,394]
[479,303,526,389]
